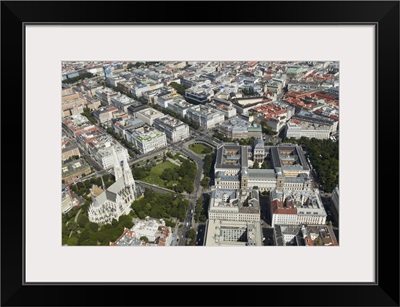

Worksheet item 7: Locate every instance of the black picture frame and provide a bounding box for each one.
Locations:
[1,1,399,306]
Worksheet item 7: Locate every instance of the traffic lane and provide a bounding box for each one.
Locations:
[262,227,275,246]
[320,195,337,225]
[195,224,206,246]
[128,147,167,166]
[82,154,103,172]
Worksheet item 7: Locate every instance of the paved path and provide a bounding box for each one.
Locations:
[136,180,175,194]
[74,208,82,223]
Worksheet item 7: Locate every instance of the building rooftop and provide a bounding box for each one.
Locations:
[219,116,261,133]
[210,188,260,213]
[287,118,331,131]
[62,158,90,177]
[270,145,310,171]
[205,220,262,246]
[129,125,165,142]
[154,114,186,128]
[271,188,326,215]
[111,94,137,106]
[187,104,224,119]
[136,107,164,119]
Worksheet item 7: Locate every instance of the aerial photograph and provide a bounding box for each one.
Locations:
[61,61,339,247]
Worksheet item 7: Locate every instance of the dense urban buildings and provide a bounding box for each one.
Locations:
[62,60,339,247]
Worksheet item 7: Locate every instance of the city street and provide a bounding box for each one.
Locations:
[195,223,206,246]
[170,138,214,245]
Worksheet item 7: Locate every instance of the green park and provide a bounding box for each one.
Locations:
[188,143,213,155]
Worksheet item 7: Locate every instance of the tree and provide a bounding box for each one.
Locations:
[182,177,194,193]
[201,177,210,189]
[62,224,69,237]
[84,180,92,189]
[169,82,189,96]
[174,184,184,193]
[144,203,152,211]
[165,220,176,228]
[201,146,213,154]
[111,218,119,227]
[132,167,149,180]
[80,239,98,246]
[253,161,260,169]
[138,211,146,219]
[77,229,90,245]
[77,213,89,228]
[199,215,207,223]
[203,154,213,177]
[186,229,196,240]
[313,236,323,246]
[62,236,69,245]
[66,236,79,246]
[67,221,78,232]
[140,236,149,243]
[261,161,269,169]
[88,222,99,232]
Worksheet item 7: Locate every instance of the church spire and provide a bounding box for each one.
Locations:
[121,152,135,198]
[112,146,123,180]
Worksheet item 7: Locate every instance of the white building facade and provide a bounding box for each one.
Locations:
[126,125,167,154]
[208,189,261,223]
[186,105,225,129]
[270,189,327,226]
[135,107,165,126]
[285,119,331,140]
[153,115,190,143]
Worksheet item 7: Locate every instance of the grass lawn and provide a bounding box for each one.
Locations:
[189,143,213,155]
[141,161,178,188]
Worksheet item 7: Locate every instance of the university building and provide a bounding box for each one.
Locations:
[214,141,312,192]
